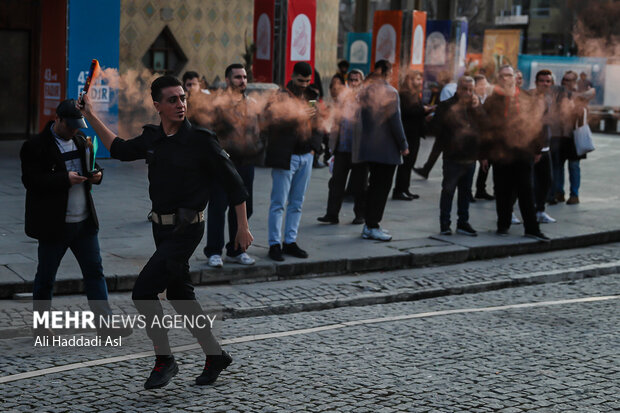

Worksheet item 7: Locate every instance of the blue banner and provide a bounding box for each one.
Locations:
[346,32,372,76]
[67,0,120,158]
[518,55,605,105]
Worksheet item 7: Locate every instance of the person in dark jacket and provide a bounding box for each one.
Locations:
[264,62,323,261]
[353,60,409,241]
[200,64,263,267]
[434,76,483,236]
[393,69,430,200]
[20,99,127,339]
[81,76,253,390]
[482,65,549,242]
[317,69,367,225]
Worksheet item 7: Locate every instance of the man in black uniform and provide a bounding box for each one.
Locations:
[80,76,253,389]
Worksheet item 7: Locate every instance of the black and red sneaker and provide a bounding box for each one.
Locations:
[144,355,178,390]
[195,350,233,385]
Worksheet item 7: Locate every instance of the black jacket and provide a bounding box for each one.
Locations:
[110,119,248,214]
[482,87,544,163]
[263,81,323,169]
[21,121,101,241]
[399,91,426,142]
[432,94,482,162]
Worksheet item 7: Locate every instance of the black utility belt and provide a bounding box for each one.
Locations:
[151,210,204,226]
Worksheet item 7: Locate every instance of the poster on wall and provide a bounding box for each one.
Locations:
[284,0,316,84]
[67,0,120,158]
[254,0,275,83]
[346,32,372,75]
[371,10,402,87]
[410,10,427,73]
[482,29,521,79]
[423,19,452,101]
[39,0,67,131]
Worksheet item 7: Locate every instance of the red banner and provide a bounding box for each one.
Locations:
[38,0,67,130]
[284,0,316,85]
[410,10,427,73]
[253,0,275,83]
[371,10,402,87]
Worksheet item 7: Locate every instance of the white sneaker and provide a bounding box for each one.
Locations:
[225,253,255,265]
[511,213,521,225]
[537,211,557,223]
[207,254,223,268]
[362,225,392,241]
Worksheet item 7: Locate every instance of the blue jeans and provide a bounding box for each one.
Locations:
[553,158,581,197]
[440,160,475,228]
[33,218,111,317]
[268,153,313,245]
[205,165,255,257]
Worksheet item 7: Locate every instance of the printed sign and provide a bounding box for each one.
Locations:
[346,32,372,75]
[284,0,316,84]
[410,10,427,72]
[67,0,120,158]
[254,0,275,82]
[38,0,67,129]
[371,10,402,87]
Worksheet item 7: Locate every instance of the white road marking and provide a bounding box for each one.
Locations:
[0,295,617,384]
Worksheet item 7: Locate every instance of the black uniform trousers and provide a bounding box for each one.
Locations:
[132,221,221,356]
[325,151,367,219]
[365,162,396,228]
[493,160,540,235]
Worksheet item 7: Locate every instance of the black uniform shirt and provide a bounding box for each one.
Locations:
[110,119,248,214]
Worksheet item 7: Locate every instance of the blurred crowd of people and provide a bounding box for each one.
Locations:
[182,59,595,264]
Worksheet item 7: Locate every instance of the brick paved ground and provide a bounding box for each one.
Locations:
[1,273,618,411]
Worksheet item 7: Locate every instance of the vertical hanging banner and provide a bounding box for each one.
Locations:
[410,10,427,73]
[253,0,275,83]
[453,20,468,78]
[284,0,316,85]
[67,0,120,158]
[346,32,372,76]
[39,0,67,131]
[371,10,402,87]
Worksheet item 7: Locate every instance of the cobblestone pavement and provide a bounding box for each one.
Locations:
[1,242,620,336]
[1,273,618,412]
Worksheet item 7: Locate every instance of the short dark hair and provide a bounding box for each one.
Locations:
[182,71,200,84]
[535,69,553,82]
[473,74,487,83]
[375,60,392,75]
[225,63,245,79]
[151,75,182,102]
[338,60,350,69]
[292,62,312,77]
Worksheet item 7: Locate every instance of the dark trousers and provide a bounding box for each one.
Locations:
[394,136,421,193]
[420,138,442,173]
[205,165,254,257]
[365,162,396,228]
[133,221,221,356]
[534,151,552,212]
[33,217,112,319]
[440,160,475,228]
[475,161,491,194]
[493,161,540,235]
[325,151,367,218]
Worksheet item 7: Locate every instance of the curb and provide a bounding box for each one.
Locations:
[5,228,620,299]
[2,261,618,339]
